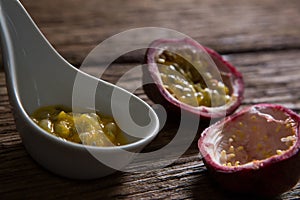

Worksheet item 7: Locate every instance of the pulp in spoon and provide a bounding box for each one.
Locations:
[31,105,128,146]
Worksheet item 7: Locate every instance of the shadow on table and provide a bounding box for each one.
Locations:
[0,143,124,199]
[191,170,284,200]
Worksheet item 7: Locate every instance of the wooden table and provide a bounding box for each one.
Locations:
[1,0,300,199]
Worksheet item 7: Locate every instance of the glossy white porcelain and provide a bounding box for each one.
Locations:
[0,0,159,179]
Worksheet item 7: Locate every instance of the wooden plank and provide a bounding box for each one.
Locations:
[18,0,300,66]
[1,0,300,198]
[1,49,300,199]
[224,50,300,111]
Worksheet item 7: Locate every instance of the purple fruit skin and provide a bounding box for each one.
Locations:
[143,38,244,119]
[199,104,300,196]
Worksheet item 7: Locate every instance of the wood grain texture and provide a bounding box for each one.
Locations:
[19,0,300,65]
[2,50,300,199]
[1,0,300,199]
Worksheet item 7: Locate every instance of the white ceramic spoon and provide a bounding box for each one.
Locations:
[0,0,159,179]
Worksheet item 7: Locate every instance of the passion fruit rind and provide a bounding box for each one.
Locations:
[198,104,300,196]
[143,38,244,119]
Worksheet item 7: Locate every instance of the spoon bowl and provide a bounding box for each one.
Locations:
[0,0,159,179]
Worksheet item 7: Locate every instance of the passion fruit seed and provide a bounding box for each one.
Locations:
[159,64,198,106]
[157,50,230,107]
[38,119,53,133]
[219,113,297,167]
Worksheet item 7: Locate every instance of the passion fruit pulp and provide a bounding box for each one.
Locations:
[143,38,244,119]
[198,104,300,196]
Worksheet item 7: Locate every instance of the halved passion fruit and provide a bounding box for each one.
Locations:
[198,104,300,196]
[143,38,244,118]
